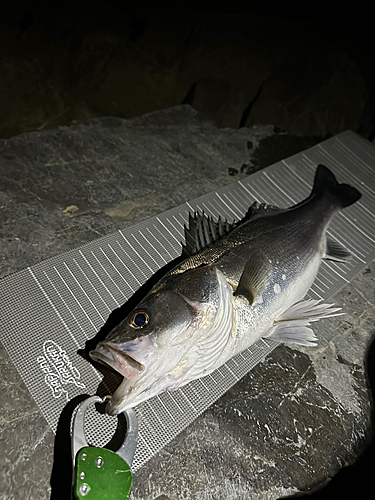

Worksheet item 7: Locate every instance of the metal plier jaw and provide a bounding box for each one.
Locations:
[71,395,138,499]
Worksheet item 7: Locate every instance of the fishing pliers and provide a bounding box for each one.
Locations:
[71,395,138,499]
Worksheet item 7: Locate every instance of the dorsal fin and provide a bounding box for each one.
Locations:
[182,212,236,257]
[242,201,282,221]
[182,203,284,257]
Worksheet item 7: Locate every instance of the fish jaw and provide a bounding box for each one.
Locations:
[89,336,157,379]
[104,363,187,414]
[106,377,147,415]
[99,338,197,414]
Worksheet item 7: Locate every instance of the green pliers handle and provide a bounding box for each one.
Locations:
[74,446,132,499]
[72,396,138,499]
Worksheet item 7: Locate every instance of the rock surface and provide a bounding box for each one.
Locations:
[0,106,266,278]
[0,106,374,499]
[0,4,373,137]
[246,52,369,136]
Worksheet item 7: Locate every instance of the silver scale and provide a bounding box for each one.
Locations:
[1,131,375,470]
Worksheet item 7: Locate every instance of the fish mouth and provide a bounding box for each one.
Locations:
[106,378,138,415]
[89,342,145,380]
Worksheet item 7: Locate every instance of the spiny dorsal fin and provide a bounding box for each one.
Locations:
[182,203,282,257]
[182,212,237,257]
[234,254,270,305]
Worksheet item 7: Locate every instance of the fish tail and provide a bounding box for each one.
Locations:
[312,164,361,208]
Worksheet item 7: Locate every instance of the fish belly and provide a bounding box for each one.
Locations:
[231,248,322,357]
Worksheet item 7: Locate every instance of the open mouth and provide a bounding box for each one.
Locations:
[89,342,145,380]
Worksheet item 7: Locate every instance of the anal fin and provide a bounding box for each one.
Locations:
[265,299,343,346]
[324,237,352,262]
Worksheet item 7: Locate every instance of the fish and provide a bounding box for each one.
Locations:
[90,165,361,415]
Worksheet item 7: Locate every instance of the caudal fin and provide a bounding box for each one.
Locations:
[312,164,361,208]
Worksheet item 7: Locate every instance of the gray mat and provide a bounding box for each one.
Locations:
[1,131,374,471]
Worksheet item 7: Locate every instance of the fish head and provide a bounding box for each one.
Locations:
[90,264,230,414]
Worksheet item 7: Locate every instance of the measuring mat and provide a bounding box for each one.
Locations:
[1,131,375,470]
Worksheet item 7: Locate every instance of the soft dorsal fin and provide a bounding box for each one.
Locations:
[182,203,282,257]
[234,254,270,304]
[242,201,282,221]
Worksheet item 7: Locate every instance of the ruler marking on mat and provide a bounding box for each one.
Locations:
[28,268,82,349]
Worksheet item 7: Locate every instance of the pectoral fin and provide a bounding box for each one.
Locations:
[265,299,343,346]
[324,237,352,262]
[235,255,270,305]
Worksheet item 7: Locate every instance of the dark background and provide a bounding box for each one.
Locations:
[0,0,374,140]
[0,1,374,499]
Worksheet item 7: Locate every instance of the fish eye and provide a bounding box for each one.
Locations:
[129,311,149,329]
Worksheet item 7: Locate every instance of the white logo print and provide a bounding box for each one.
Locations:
[37,340,85,400]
